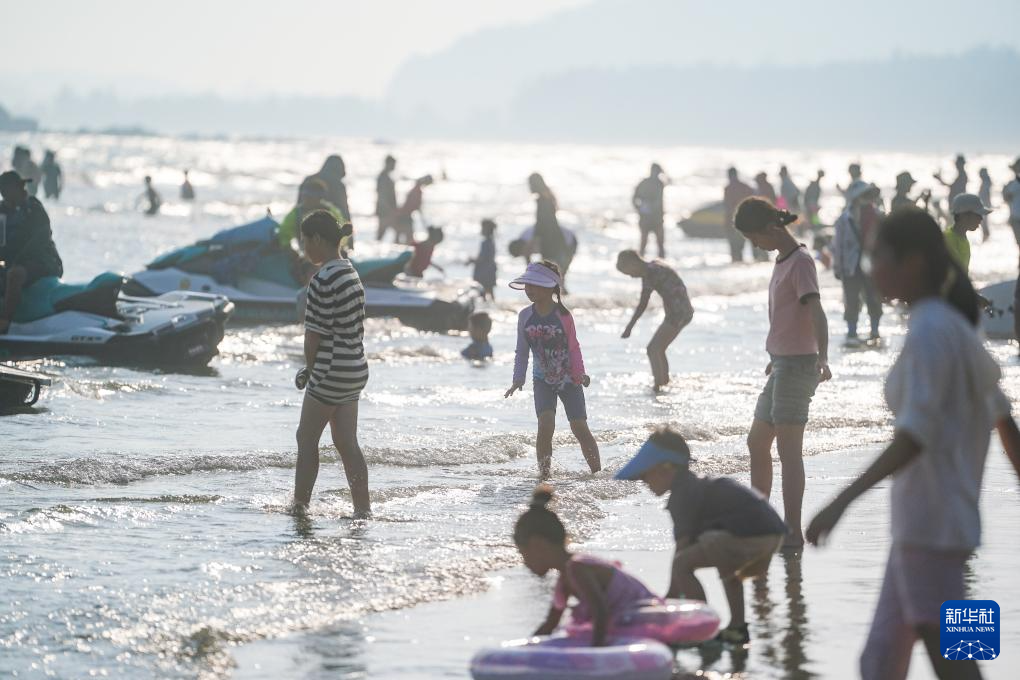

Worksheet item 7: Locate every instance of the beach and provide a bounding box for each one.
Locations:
[229,445,1020,679]
[3,132,1019,679]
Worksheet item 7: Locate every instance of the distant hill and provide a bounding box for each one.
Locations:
[504,47,1020,149]
[0,103,38,132]
[384,0,1020,124]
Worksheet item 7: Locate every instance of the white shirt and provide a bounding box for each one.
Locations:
[884,298,1010,551]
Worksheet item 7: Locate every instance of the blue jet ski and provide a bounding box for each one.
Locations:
[128,217,474,331]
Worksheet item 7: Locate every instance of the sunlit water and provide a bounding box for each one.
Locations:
[2,132,1018,678]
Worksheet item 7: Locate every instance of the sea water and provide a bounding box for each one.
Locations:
[1,132,1018,678]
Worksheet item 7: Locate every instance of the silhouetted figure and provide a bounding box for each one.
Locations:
[778,166,801,214]
[11,147,42,198]
[833,181,883,344]
[40,150,63,200]
[375,155,398,240]
[633,163,666,258]
[755,172,777,204]
[0,171,63,334]
[142,176,161,216]
[751,172,776,261]
[804,170,824,227]
[1004,158,1020,247]
[180,170,195,201]
[394,175,432,245]
[836,163,863,204]
[934,154,968,208]
[723,167,755,262]
[978,167,992,241]
[306,155,350,222]
[890,172,930,213]
[528,172,571,273]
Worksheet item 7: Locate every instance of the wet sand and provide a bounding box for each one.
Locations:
[235,443,1020,679]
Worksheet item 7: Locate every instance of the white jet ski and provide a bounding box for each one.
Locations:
[979,279,1016,340]
[127,217,475,332]
[0,272,233,367]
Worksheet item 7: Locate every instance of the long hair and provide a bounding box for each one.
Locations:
[877,208,979,326]
[537,260,569,315]
[528,172,557,209]
[734,197,797,233]
[513,485,566,547]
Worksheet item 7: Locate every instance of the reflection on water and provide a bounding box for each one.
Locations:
[674,552,812,679]
[2,131,1018,678]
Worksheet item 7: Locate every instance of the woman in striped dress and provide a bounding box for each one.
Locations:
[293,210,371,517]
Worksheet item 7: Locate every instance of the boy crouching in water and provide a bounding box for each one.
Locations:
[615,426,787,645]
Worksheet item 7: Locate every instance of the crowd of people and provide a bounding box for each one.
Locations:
[4,143,1020,676]
[281,151,1020,679]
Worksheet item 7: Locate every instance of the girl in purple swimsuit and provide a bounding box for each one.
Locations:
[515,485,657,646]
[505,261,601,478]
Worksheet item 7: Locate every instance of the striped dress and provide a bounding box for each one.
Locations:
[304,259,369,405]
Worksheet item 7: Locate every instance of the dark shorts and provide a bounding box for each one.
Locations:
[533,379,587,421]
[639,212,664,233]
[754,354,819,425]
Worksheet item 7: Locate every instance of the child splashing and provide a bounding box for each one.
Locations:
[515,485,656,646]
[505,261,600,478]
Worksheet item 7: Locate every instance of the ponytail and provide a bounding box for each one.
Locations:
[734,197,796,233]
[513,484,566,547]
[876,208,979,326]
[537,260,569,315]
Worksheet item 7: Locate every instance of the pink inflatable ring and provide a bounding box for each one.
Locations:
[470,634,674,680]
[565,599,721,646]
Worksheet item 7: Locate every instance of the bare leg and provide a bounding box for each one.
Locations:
[328,400,371,517]
[670,549,708,600]
[722,575,746,627]
[654,221,666,258]
[569,419,601,473]
[647,320,682,389]
[747,418,776,498]
[639,229,649,257]
[536,410,555,478]
[294,394,336,507]
[775,423,806,547]
[919,625,982,680]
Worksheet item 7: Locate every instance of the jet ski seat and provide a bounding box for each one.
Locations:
[12,272,124,323]
[354,252,412,285]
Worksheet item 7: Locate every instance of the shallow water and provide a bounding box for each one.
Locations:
[2,132,1018,678]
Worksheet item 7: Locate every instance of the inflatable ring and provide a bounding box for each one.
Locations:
[565,599,720,646]
[470,634,673,680]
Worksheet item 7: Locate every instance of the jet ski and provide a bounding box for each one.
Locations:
[127,216,475,331]
[0,363,52,409]
[0,272,233,367]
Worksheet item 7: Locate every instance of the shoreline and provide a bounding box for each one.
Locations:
[234,444,1020,679]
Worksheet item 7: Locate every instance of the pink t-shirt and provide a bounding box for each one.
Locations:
[766,245,820,356]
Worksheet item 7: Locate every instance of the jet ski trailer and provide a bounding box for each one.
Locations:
[0,363,52,408]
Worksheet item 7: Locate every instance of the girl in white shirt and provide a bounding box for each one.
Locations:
[807,208,1020,680]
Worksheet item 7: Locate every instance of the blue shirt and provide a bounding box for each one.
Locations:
[461,340,493,360]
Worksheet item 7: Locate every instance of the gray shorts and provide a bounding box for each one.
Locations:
[534,379,587,421]
[754,354,819,425]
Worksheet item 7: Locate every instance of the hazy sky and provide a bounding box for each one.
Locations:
[5,0,587,98]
